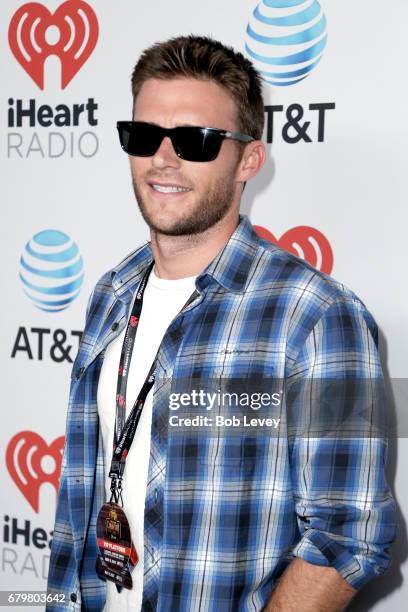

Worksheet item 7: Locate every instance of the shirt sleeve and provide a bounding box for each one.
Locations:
[46,286,97,609]
[286,295,397,590]
[46,455,80,608]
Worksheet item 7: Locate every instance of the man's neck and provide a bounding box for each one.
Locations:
[150,213,240,280]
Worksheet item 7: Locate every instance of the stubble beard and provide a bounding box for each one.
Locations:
[132,171,237,237]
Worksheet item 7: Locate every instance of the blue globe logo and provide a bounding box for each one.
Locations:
[245,0,327,86]
[19,230,84,312]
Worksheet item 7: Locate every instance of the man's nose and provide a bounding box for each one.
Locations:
[151,136,181,168]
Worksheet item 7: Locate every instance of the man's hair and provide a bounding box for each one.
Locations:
[131,35,265,140]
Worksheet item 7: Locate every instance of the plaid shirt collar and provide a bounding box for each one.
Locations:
[110,214,263,303]
[74,215,266,380]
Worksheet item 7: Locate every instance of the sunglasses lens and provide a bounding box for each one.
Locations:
[117,123,224,161]
[175,128,223,162]
[118,122,162,156]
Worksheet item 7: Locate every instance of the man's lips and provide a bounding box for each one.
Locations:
[148,182,192,197]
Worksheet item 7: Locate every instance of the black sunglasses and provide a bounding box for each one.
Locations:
[117,121,254,162]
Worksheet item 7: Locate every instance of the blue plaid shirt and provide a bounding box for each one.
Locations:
[47,215,396,611]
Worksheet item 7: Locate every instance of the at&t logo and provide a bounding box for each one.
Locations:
[19,229,84,312]
[8,0,98,90]
[245,1,336,143]
[245,0,327,86]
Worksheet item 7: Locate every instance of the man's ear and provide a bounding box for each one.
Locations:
[236,140,266,184]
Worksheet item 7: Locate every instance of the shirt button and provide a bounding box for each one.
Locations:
[70,593,77,602]
[154,489,158,503]
[111,322,119,331]
[76,367,85,379]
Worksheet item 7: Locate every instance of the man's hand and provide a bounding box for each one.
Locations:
[264,558,357,612]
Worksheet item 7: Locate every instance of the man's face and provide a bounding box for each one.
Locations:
[130,77,245,236]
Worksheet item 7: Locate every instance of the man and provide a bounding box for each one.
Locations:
[47,36,396,611]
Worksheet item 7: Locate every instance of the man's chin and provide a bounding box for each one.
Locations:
[146,218,206,237]
[134,180,235,236]
[137,208,193,236]
[135,194,196,236]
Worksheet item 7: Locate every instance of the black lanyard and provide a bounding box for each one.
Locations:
[108,261,196,504]
[108,261,155,503]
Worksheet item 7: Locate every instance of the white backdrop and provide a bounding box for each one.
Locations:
[1,1,407,610]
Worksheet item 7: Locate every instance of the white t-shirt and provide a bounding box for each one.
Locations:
[97,266,197,612]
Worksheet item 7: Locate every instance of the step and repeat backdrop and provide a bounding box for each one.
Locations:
[1,1,407,610]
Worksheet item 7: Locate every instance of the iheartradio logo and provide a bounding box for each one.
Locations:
[6,431,64,513]
[254,225,334,274]
[8,0,99,90]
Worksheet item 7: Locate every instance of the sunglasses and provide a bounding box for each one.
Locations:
[117,121,254,162]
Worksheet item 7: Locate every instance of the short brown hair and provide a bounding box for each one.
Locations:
[131,35,265,140]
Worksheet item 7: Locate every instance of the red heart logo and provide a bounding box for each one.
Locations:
[8,0,99,90]
[6,431,64,513]
[254,225,334,274]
